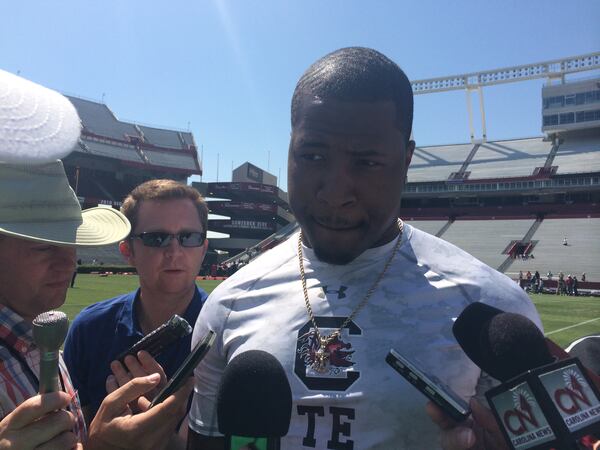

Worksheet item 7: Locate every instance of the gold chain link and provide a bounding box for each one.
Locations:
[297,218,404,369]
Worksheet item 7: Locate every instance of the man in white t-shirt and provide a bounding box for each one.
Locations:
[187,47,541,449]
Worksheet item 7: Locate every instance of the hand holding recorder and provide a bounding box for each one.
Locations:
[98,330,215,450]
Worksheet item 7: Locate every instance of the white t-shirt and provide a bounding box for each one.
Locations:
[190,224,542,449]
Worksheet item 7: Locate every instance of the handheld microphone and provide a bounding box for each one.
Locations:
[32,311,69,393]
[452,302,554,382]
[217,350,292,450]
[453,302,600,450]
[115,314,192,363]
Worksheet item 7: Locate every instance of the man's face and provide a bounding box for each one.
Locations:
[288,96,414,264]
[121,198,208,300]
[0,236,76,322]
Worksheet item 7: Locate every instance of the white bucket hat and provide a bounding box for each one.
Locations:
[0,71,130,246]
[0,69,81,164]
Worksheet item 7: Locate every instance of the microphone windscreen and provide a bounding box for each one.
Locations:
[453,302,553,382]
[32,311,69,350]
[217,350,292,437]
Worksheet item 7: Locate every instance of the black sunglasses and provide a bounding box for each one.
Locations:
[130,231,206,248]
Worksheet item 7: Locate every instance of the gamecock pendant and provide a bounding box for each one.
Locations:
[312,345,330,373]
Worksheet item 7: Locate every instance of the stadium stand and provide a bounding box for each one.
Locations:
[408,143,473,182]
[77,244,124,266]
[143,149,198,170]
[409,137,556,181]
[399,125,599,284]
[553,134,600,174]
[508,218,600,281]
[64,95,201,177]
[60,94,205,268]
[438,219,535,270]
[67,97,140,140]
[467,138,553,179]
[80,139,144,163]
[137,125,195,149]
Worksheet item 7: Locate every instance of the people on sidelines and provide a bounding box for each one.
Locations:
[558,271,566,295]
[0,69,192,450]
[64,180,209,430]
[186,47,541,449]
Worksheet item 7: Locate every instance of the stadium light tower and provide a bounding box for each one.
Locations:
[411,51,600,143]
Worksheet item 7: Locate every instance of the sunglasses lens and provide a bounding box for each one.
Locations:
[135,231,204,247]
[179,232,205,247]
[141,232,171,247]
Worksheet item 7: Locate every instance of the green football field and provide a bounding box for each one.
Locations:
[60,274,600,348]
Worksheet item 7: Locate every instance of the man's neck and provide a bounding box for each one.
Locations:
[136,286,196,335]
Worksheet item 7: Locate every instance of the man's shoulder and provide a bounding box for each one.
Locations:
[71,289,138,327]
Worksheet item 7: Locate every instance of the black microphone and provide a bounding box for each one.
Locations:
[32,310,69,393]
[453,302,600,450]
[453,302,554,382]
[217,350,292,450]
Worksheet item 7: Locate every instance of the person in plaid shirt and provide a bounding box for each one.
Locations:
[0,69,193,450]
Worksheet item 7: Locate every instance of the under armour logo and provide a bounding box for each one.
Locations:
[322,285,347,299]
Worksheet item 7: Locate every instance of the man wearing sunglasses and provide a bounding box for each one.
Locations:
[64,179,209,431]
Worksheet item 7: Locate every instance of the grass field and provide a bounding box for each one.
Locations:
[529,292,600,347]
[60,274,600,348]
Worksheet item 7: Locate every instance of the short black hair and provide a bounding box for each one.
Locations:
[291,47,413,142]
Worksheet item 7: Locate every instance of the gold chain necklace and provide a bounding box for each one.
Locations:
[297,218,404,373]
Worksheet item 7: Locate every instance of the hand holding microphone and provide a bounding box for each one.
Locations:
[0,311,80,450]
[0,391,81,450]
[451,303,600,450]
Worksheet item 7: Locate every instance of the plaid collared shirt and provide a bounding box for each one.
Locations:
[0,304,86,442]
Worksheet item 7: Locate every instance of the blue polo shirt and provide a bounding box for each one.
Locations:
[63,285,207,419]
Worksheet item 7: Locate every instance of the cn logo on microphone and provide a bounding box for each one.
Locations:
[555,372,591,414]
[489,382,556,448]
[539,364,600,432]
[503,390,540,435]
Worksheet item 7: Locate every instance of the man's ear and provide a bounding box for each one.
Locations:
[405,140,415,169]
[118,240,134,264]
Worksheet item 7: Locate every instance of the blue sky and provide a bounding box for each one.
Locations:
[1,1,598,189]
